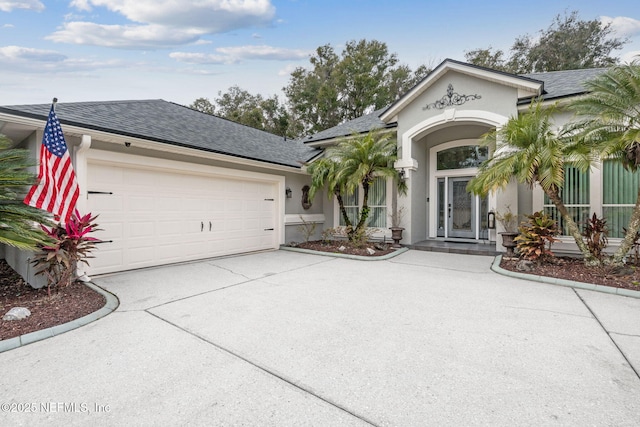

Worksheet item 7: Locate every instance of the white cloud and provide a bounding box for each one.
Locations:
[169,52,231,65]
[69,0,91,12]
[0,45,66,63]
[53,1,277,49]
[170,45,310,65]
[0,45,125,72]
[216,45,309,60]
[601,16,640,37]
[621,50,640,64]
[69,0,275,32]
[278,63,299,76]
[0,0,44,12]
[47,22,201,49]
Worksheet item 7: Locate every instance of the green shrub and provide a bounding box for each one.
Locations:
[515,211,560,262]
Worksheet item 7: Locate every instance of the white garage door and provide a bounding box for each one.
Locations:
[86,160,279,275]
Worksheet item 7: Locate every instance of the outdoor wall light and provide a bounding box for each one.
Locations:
[285,187,292,198]
[398,169,406,181]
[487,211,496,229]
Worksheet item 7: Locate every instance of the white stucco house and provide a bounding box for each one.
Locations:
[304,59,631,256]
[0,59,633,281]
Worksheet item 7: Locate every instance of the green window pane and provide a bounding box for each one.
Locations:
[603,206,633,239]
[602,160,640,238]
[603,160,640,205]
[543,164,590,236]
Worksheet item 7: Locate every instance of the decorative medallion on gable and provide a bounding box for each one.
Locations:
[423,84,481,110]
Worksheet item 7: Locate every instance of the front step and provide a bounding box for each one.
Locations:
[408,240,500,256]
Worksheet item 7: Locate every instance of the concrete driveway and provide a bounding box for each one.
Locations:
[1,250,639,426]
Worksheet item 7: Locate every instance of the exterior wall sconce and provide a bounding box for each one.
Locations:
[398,169,406,181]
[487,211,496,229]
[285,187,292,198]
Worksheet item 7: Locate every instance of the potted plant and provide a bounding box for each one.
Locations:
[496,206,519,257]
[389,206,405,248]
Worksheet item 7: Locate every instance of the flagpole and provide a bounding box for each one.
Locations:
[52,97,58,111]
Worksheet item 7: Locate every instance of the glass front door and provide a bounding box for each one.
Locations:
[448,177,475,238]
[436,176,488,239]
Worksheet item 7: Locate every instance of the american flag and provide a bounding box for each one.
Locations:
[23,104,79,223]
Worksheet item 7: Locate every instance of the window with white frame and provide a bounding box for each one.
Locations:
[338,177,387,228]
[602,160,640,238]
[540,161,640,238]
[543,164,590,235]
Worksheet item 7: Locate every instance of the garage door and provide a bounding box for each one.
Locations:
[86,160,279,275]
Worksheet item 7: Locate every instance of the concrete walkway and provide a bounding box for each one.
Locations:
[1,250,639,426]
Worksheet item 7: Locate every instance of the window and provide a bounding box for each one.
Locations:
[437,146,488,170]
[543,165,590,235]
[338,177,387,228]
[340,186,359,227]
[603,160,640,238]
[537,161,640,239]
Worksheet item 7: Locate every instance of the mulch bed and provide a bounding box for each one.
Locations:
[499,256,640,291]
[291,240,397,257]
[0,260,106,341]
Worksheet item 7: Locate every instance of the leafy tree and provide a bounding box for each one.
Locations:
[466,11,627,73]
[308,130,405,241]
[0,134,52,250]
[189,98,215,115]
[568,62,640,265]
[284,39,430,136]
[190,87,295,138]
[467,102,599,265]
[464,47,508,71]
[284,44,342,135]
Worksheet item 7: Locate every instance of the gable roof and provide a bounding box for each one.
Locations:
[303,108,395,146]
[0,99,320,169]
[380,59,544,122]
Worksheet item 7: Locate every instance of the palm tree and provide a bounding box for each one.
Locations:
[307,130,406,241]
[306,156,353,229]
[331,130,405,240]
[569,62,640,265]
[0,134,52,250]
[467,102,598,265]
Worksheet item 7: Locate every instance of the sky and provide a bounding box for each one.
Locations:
[1,0,640,107]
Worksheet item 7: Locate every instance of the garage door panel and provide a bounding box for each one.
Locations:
[87,160,279,275]
[91,194,123,212]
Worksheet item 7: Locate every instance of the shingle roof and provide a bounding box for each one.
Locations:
[520,68,607,101]
[0,99,320,169]
[303,108,395,144]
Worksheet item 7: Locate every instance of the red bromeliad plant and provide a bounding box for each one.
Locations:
[32,210,100,295]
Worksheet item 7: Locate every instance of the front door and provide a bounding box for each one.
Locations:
[448,177,475,238]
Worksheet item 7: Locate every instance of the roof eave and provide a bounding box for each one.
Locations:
[0,110,313,173]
